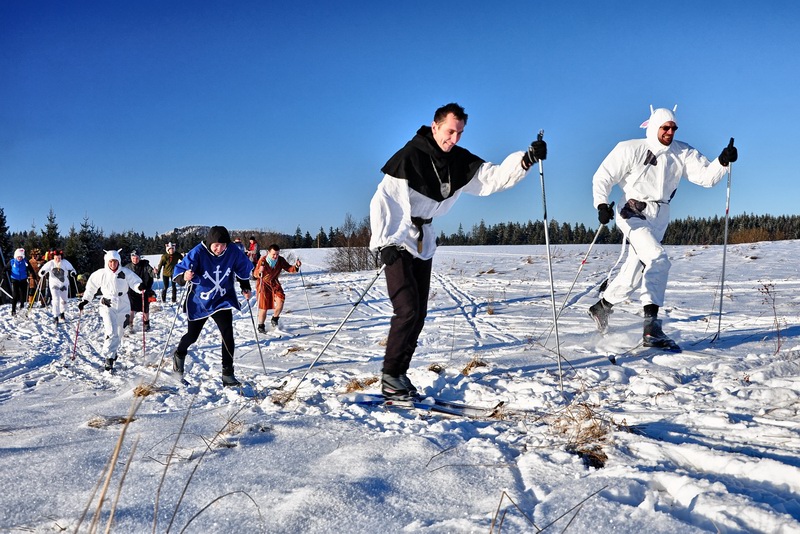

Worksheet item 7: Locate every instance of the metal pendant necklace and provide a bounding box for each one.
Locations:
[430,155,451,198]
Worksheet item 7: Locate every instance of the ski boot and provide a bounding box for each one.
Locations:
[257,324,266,334]
[398,374,420,398]
[588,299,613,333]
[271,316,279,330]
[643,317,681,352]
[381,373,411,401]
[104,358,115,372]
[172,350,185,374]
[222,368,242,387]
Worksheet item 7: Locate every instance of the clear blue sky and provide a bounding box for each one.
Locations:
[2,1,798,239]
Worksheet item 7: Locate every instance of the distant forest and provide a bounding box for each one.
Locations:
[0,207,797,276]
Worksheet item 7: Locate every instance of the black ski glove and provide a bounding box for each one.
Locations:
[597,203,615,225]
[521,138,547,170]
[78,300,88,311]
[380,246,402,266]
[101,297,111,307]
[718,138,738,166]
[137,283,147,292]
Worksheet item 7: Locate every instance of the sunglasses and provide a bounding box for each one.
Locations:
[660,125,678,132]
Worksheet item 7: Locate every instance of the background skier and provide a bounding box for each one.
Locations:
[125,250,154,332]
[78,250,146,371]
[254,244,301,333]
[4,248,31,316]
[154,242,181,303]
[38,250,77,324]
[588,106,738,351]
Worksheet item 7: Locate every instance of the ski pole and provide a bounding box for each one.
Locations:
[28,275,44,312]
[151,280,191,385]
[275,264,386,405]
[245,296,268,374]
[543,215,611,345]
[535,130,564,393]
[71,309,82,361]
[712,138,734,343]
[298,261,317,331]
[141,292,147,361]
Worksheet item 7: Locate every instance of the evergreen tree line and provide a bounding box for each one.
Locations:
[1,206,798,277]
[437,214,800,247]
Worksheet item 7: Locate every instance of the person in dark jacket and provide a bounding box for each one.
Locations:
[125,250,155,332]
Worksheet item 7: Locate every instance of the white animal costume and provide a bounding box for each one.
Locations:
[38,255,76,319]
[592,107,728,307]
[81,250,144,363]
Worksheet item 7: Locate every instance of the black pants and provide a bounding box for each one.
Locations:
[382,251,432,376]
[10,279,27,312]
[162,275,177,303]
[176,309,235,371]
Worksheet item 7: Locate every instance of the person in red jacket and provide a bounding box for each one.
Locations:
[254,244,301,333]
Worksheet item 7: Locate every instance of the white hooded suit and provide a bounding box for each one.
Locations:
[82,251,144,361]
[592,108,727,307]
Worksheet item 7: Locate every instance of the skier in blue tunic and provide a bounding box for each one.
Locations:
[171,225,253,386]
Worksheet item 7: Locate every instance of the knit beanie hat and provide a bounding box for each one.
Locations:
[14,248,25,259]
[205,226,232,246]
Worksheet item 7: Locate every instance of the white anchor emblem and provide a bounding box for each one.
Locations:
[199,265,231,300]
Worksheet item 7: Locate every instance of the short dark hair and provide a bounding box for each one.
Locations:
[433,103,468,125]
[268,244,280,251]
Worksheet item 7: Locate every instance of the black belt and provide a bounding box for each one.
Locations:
[411,216,433,253]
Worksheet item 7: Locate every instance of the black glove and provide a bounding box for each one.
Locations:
[380,246,401,266]
[718,137,737,166]
[137,283,147,292]
[101,297,111,307]
[597,203,615,225]
[78,300,88,311]
[521,138,547,170]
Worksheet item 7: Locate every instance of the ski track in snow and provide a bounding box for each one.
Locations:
[0,243,799,533]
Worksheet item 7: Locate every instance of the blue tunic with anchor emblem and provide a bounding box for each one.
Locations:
[173,242,254,320]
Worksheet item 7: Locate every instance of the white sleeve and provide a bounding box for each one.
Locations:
[460,152,528,197]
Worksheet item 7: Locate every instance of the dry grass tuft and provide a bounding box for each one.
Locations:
[428,363,446,374]
[378,337,388,347]
[87,415,136,429]
[344,376,379,393]
[271,390,293,405]
[133,384,154,397]
[284,346,303,354]
[549,403,614,469]
[461,358,487,375]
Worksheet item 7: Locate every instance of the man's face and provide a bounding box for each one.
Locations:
[108,259,119,271]
[658,121,678,146]
[210,243,227,255]
[131,256,139,264]
[431,113,465,152]
[267,249,279,260]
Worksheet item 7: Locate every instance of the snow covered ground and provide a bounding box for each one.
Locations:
[0,241,798,533]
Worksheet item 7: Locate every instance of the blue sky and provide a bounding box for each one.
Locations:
[2,1,798,239]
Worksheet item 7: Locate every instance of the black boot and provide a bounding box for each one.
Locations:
[172,350,185,374]
[643,317,681,352]
[222,368,241,387]
[104,358,115,371]
[588,299,613,333]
